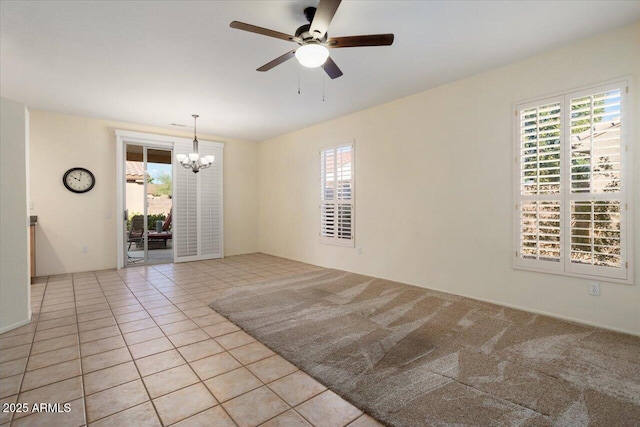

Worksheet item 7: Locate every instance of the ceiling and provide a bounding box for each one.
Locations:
[2,1,639,142]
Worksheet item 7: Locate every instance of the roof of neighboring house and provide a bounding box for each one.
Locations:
[126,161,144,181]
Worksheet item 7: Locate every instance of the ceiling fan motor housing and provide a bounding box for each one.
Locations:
[295,24,327,43]
[297,7,327,43]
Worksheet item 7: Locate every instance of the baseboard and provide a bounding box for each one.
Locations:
[0,314,32,335]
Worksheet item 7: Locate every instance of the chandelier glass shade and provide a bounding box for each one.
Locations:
[176,114,214,173]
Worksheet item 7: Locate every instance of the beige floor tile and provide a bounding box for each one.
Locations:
[128,337,174,359]
[153,312,188,325]
[114,310,150,324]
[192,312,227,327]
[83,361,140,395]
[142,364,200,398]
[261,410,312,427]
[76,302,110,314]
[82,347,132,373]
[0,394,17,424]
[172,405,236,427]
[135,349,186,377]
[35,316,76,332]
[269,371,327,406]
[85,379,149,422]
[21,359,81,391]
[204,367,262,403]
[27,345,80,371]
[11,397,85,427]
[0,343,31,364]
[177,339,225,362]
[78,316,116,333]
[153,383,217,425]
[347,414,385,427]
[16,377,83,419]
[142,299,173,310]
[229,341,275,365]
[296,391,362,427]
[146,305,180,317]
[216,331,256,350]
[0,357,27,378]
[176,300,206,311]
[168,328,210,347]
[202,321,240,338]
[34,324,78,342]
[190,352,242,380]
[223,386,289,427]
[247,355,298,384]
[110,303,144,315]
[0,374,22,399]
[89,401,161,427]
[77,309,112,323]
[81,335,126,357]
[0,334,34,352]
[30,334,78,355]
[159,319,199,335]
[123,326,165,345]
[118,318,156,334]
[79,325,121,344]
[37,308,76,322]
[108,298,140,309]
[182,306,215,318]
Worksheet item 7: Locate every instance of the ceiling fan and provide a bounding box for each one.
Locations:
[230,0,394,79]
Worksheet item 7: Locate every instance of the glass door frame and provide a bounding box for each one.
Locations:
[115,130,182,269]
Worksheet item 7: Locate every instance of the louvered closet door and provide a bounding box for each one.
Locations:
[173,139,224,263]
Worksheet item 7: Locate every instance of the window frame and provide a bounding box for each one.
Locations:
[320,141,355,247]
[513,79,634,284]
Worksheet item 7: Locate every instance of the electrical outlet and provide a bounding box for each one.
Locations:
[82,246,88,254]
[589,282,600,296]
[357,247,362,255]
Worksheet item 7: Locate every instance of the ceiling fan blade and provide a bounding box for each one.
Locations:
[309,0,342,40]
[257,50,297,72]
[230,21,296,43]
[327,34,395,48]
[322,56,343,79]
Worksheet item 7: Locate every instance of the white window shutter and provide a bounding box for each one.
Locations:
[320,142,354,246]
[173,139,224,262]
[514,81,630,283]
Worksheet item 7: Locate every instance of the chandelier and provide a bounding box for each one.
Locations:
[176,114,215,173]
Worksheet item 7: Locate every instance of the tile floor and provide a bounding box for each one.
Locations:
[0,254,382,427]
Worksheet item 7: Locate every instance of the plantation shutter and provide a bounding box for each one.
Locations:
[173,139,224,262]
[320,142,354,246]
[199,143,223,258]
[514,81,630,282]
[516,98,564,271]
[175,139,198,258]
[566,85,625,279]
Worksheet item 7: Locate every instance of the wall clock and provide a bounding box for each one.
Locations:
[63,167,95,193]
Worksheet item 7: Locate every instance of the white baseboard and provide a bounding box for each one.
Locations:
[0,315,32,335]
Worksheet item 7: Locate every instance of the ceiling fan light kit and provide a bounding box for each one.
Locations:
[295,44,329,68]
[176,114,215,174]
[230,0,394,79]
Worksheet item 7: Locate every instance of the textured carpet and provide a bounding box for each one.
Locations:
[209,269,640,426]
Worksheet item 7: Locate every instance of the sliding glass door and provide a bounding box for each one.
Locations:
[125,144,173,266]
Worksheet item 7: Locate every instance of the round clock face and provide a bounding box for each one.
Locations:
[63,167,95,193]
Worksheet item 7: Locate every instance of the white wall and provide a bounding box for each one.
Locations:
[259,22,640,335]
[1,98,31,333]
[29,111,259,276]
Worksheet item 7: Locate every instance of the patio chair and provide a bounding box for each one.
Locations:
[127,215,144,262]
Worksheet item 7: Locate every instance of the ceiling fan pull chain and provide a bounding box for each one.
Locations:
[298,63,301,95]
[322,71,325,102]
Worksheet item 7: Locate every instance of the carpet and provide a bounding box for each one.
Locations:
[210,269,640,426]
